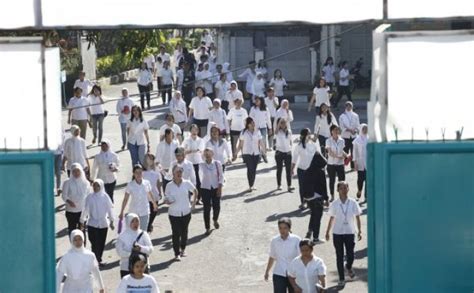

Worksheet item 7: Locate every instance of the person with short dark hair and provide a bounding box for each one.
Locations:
[333,61,352,108]
[288,239,327,292]
[137,63,153,110]
[142,154,163,233]
[68,87,91,139]
[116,88,135,150]
[264,218,301,293]
[339,101,360,170]
[189,87,213,137]
[156,128,179,188]
[117,253,160,293]
[274,118,294,192]
[73,71,94,97]
[325,125,347,202]
[87,85,105,145]
[159,113,183,143]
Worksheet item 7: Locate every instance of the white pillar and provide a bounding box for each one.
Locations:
[310,47,318,84]
[216,30,231,65]
[320,25,329,69]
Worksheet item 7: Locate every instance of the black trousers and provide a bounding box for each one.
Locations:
[275,151,292,187]
[273,274,294,293]
[182,87,193,107]
[169,214,192,256]
[148,201,159,232]
[307,198,324,240]
[327,164,345,196]
[193,164,202,200]
[201,188,221,230]
[65,211,82,236]
[318,135,328,157]
[104,181,116,203]
[297,168,306,204]
[242,154,259,187]
[88,226,108,263]
[161,85,172,104]
[221,100,229,113]
[333,234,355,281]
[357,169,367,198]
[343,138,354,169]
[334,85,352,107]
[138,84,151,109]
[230,130,241,156]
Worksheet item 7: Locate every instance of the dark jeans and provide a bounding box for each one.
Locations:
[169,213,192,256]
[297,168,306,204]
[334,85,352,107]
[193,164,201,200]
[161,84,172,104]
[91,113,105,142]
[269,117,275,149]
[182,87,194,107]
[193,118,209,138]
[357,169,367,198]
[201,188,221,230]
[128,142,146,166]
[273,274,294,293]
[148,201,159,232]
[221,100,229,113]
[104,181,116,203]
[318,135,328,157]
[344,138,354,169]
[275,151,292,187]
[230,130,241,156]
[307,198,324,240]
[87,226,108,263]
[54,154,62,190]
[65,211,82,236]
[138,84,151,109]
[327,164,345,196]
[333,234,355,281]
[242,154,259,187]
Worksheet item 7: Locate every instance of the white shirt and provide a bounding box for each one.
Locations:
[73,79,94,97]
[80,192,114,228]
[205,139,232,165]
[288,256,327,293]
[155,140,179,170]
[249,107,272,129]
[125,180,152,216]
[87,94,105,115]
[239,68,256,94]
[165,180,196,217]
[227,107,248,131]
[168,159,196,185]
[169,98,187,123]
[190,96,213,120]
[117,274,160,293]
[274,108,294,130]
[269,78,287,97]
[182,136,204,164]
[314,113,337,138]
[339,111,360,139]
[176,69,184,90]
[292,141,321,170]
[275,130,293,153]
[209,108,230,133]
[322,64,336,83]
[157,52,171,63]
[116,226,153,271]
[252,77,266,97]
[215,80,230,101]
[201,70,214,94]
[62,178,90,213]
[312,87,330,108]
[199,160,224,190]
[137,69,153,86]
[265,97,279,118]
[143,170,162,202]
[116,97,134,124]
[68,96,90,120]
[326,137,345,165]
[143,54,155,70]
[339,68,350,86]
[159,124,182,139]
[269,234,301,277]
[160,68,174,85]
[328,198,362,235]
[352,134,367,171]
[91,151,120,184]
[63,136,87,170]
[226,89,244,108]
[240,130,262,155]
[127,119,149,145]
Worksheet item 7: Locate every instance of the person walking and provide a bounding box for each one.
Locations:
[56,230,105,293]
[205,123,233,170]
[215,74,231,112]
[79,179,115,266]
[308,78,331,114]
[321,57,336,90]
[325,181,362,287]
[156,128,180,188]
[238,61,257,99]
[339,101,360,170]
[137,63,153,110]
[269,69,288,98]
[91,139,119,202]
[116,88,135,151]
[264,217,301,293]
[127,106,151,166]
[73,71,94,97]
[160,60,174,105]
[250,97,272,161]
[169,91,188,133]
[159,113,183,143]
[333,61,352,108]
[117,254,160,293]
[61,163,91,236]
[168,147,197,187]
[234,117,266,192]
[314,103,337,156]
[227,98,248,156]
[265,88,279,150]
[182,125,204,199]
[225,80,244,110]
[352,124,368,202]
[164,165,198,261]
[199,147,224,235]
[116,213,154,278]
[274,100,294,131]
[252,72,266,103]
[87,85,106,145]
[119,165,159,232]
[326,125,347,202]
[142,154,163,234]
[189,87,213,137]
[181,61,195,107]
[62,125,90,178]
[68,87,91,139]
[274,118,294,192]
[288,239,327,293]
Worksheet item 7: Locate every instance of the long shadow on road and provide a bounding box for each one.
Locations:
[265,208,311,222]
[244,189,286,203]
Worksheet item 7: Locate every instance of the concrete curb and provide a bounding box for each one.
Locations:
[96,68,139,88]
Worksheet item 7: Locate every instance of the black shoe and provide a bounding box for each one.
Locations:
[213,220,220,229]
[305,231,312,239]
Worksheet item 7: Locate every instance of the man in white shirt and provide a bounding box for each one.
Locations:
[339,101,360,170]
[334,61,352,108]
[160,60,174,105]
[62,125,91,177]
[116,88,135,150]
[325,181,362,286]
[73,72,94,97]
[91,140,120,202]
[143,53,156,76]
[238,61,257,99]
[68,87,91,139]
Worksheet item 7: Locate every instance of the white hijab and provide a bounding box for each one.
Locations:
[353,123,368,145]
[69,163,90,197]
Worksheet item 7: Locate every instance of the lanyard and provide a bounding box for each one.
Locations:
[340,201,350,224]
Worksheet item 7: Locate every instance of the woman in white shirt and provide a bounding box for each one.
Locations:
[352,124,368,202]
[334,61,352,108]
[91,139,119,202]
[156,128,179,183]
[274,99,294,131]
[288,239,327,293]
[189,87,213,137]
[265,88,279,151]
[214,74,231,112]
[269,69,288,97]
[235,117,265,192]
[227,98,248,156]
[314,103,338,156]
[250,97,272,161]
[117,254,160,293]
[62,163,91,236]
[225,80,243,109]
[116,213,154,278]
[308,78,331,113]
[325,125,347,202]
[87,85,105,145]
[143,154,163,233]
[119,165,158,232]
[264,218,301,293]
[206,123,233,172]
[56,229,105,293]
[209,99,230,136]
[159,113,183,143]
[164,165,198,261]
[291,129,321,209]
[80,179,115,266]
[127,106,151,166]
[160,60,174,105]
[182,124,204,191]
[252,72,266,102]
[137,63,153,110]
[116,88,135,150]
[169,91,188,132]
[321,57,336,89]
[202,62,214,99]
[274,118,294,192]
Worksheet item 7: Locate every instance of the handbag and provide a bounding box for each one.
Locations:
[129,232,150,273]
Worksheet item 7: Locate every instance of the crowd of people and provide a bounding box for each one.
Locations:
[56,31,367,292]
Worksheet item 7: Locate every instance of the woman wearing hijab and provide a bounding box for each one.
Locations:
[352,124,368,202]
[56,229,105,293]
[117,254,160,293]
[222,62,233,82]
[225,80,244,110]
[116,213,154,278]
[80,179,115,266]
[91,139,120,202]
[62,163,91,236]
[274,100,294,132]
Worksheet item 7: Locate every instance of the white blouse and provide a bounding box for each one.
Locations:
[288,256,327,293]
[292,141,321,170]
[127,119,149,145]
[240,130,262,155]
[227,107,248,131]
[125,179,152,217]
[275,130,293,153]
[249,107,272,130]
[314,113,337,138]
[326,137,345,165]
[182,136,204,164]
[165,180,196,217]
[312,87,330,108]
[269,78,287,97]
